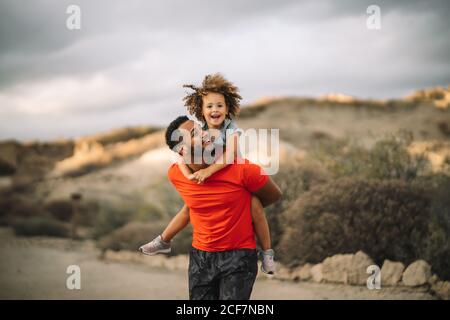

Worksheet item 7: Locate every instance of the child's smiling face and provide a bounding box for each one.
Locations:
[202,92,228,129]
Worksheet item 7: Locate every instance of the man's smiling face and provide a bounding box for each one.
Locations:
[177,120,212,160]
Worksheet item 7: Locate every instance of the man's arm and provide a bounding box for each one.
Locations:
[252,177,282,208]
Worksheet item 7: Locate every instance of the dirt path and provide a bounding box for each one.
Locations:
[0,229,434,300]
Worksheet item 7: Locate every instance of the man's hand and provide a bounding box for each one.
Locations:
[189,168,213,184]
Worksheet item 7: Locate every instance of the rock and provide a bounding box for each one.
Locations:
[289,266,301,281]
[310,264,323,283]
[320,251,374,285]
[0,177,12,190]
[297,263,313,281]
[291,263,313,281]
[381,260,405,286]
[347,251,375,286]
[274,264,292,281]
[402,260,432,287]
[431,281,450,300]
[322,254,353,284]
[428,274,439,286]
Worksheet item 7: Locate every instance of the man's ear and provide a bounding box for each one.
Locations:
[179,145,187,156]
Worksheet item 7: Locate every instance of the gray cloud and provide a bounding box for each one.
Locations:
[0,0,449,140]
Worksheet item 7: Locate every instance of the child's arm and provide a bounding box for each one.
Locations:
[160,204,189,242]
[177,156,193,179]
[190,133,239,184]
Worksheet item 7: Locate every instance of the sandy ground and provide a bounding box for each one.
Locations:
[0,228,435,300]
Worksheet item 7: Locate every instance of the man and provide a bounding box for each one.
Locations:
[162,116,281,300]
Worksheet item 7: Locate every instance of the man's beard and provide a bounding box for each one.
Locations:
[190,143,216,165]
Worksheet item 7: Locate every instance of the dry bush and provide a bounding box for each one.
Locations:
[98,222,166,252]
[77,200,101,226]
[44,198,100,226]
[45,200,73,222]
[91,204,134,239]
[97,220,193,256]
[0,192,46,225]
[53,130,165,178]
[148,180,185,220]
[171,225,193,255]
[82,126,160,146]
[367,135,430,180]
[278,176,450,280]
[133,202,170,223]
[11,217,70,237]
[310,130,334,141]
[413,173,450,280]
[0,160,16,176]
[313,132,430,180]
[0,191,70,237]
[437,120,450,137]
[264,157,329,248]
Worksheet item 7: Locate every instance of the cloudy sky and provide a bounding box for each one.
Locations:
[0,0,449,141]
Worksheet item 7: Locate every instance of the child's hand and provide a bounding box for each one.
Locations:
[189,168,212,184]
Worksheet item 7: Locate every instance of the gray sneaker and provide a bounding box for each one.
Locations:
[139,235,171,255]
[260,249,276,274]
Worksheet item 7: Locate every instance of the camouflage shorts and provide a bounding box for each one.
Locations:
[188,247,258,300]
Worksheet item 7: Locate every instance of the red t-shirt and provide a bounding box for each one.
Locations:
[168,159,269,252]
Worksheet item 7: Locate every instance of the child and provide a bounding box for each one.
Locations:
[139,73,276,274]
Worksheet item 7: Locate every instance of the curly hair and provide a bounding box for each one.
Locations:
[165,115,189,151]
[182,73,242,121]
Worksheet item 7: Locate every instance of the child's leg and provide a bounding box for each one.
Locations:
[161,204,190,242]
[139,205,189,255]
[251,196,271,251]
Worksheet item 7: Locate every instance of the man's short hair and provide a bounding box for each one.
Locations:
[165,115,189,150]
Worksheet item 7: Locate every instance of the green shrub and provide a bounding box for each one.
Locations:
[42,198,101,227]
[150,179,185,219]
[98,219,192,255]
[12,217,70,237]
[414,173,450,280]
[133,203,168,222]
[278,178,441,275]
[367,135,429,180]
[45,200,73,222]
[170,225,193,255]
[0,160,16,176]
[91,204,134,239]
[0,192,46,225]
[77,200,100,227]
[128,179,186,224]
[313,132,430,181]
[265,157,329,248]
